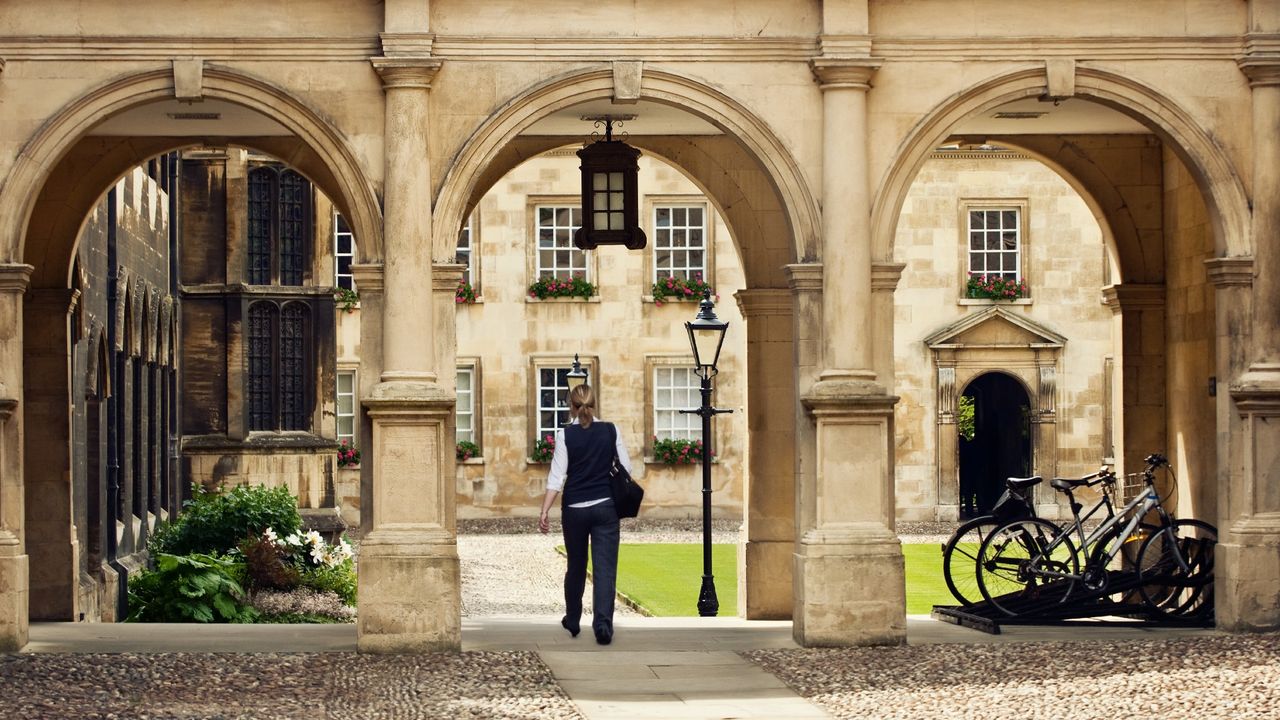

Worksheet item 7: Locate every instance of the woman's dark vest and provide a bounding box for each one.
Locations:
[561,422,615,507]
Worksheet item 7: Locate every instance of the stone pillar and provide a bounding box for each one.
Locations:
[0,264,32,650]
[734,289,795,619]
[796,57,905,647]
[1101,284,1167,478]
[358,56,461,653]
[350,263,384,537]
[787,264,823,551]
[23,288,78,621]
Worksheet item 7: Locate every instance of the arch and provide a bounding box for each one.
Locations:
[0,65,383,285]
[959,371,1034,518]
[871,66,1250,268]
[434,66,821,282]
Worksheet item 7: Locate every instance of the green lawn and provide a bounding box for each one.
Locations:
[599,543,952,617]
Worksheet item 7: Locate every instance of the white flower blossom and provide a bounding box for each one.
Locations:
[309,545,327,564]
[285,533,302,547]
[304,530,323,547]
[262,527,278,543]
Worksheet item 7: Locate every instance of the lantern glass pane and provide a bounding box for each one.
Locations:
[610,212,624,230]
[609,172,623,189]
[594,191,608,208]
[610,192,624,210]
[594,211,609,230]
[593,173,607,191]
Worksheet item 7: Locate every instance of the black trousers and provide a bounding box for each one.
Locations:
[561,500,620,635]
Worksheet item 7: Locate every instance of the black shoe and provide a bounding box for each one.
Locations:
[561,617,580,638]
[594,628,612,645]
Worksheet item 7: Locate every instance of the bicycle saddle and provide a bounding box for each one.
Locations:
[1005,476,1042,490]
[1051,476,1095,491]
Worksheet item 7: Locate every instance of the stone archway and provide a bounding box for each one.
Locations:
[959,373,1033,519]
[432,67,822,622]
[0,66,384,650]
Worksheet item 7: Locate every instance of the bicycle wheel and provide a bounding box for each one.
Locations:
[1136,519,1217,620]
[1082,524,1147,608]
[942,516,1000,606]
[977,518,1077,617]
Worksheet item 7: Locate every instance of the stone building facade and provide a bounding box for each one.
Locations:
[1,0,1279,652]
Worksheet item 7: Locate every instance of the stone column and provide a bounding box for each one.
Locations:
[1101,284,1167,478]
[0,264,32,650]
[23,289,78,620]
[795,56,905,648]
[734,289,795,619]
[359,57,461,652]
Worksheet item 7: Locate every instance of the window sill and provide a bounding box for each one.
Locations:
[641,295,706,306]
[457,456,485,465]
[525,296,601,304]
[526,458,552,466]
[957,298,1032,306]
[643,455,718,466]
[456,297,484,306]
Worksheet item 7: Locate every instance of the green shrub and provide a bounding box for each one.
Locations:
[126,553,259,623]
[149,484,303,557]
[456,440,481,461]
[297,560,358,606]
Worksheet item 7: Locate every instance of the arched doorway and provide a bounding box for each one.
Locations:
[959,372,1032,519]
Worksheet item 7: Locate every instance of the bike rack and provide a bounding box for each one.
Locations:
[932,569,1214,634]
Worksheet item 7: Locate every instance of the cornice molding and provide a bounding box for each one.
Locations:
[810,57,882,90]
[433,263,466,291]
[1100,283,1166,311]
[380,32,435,58]
[1205,256,1254,287]
[429,36,819,62]
[0,36,378,62]
[871,262,907,292]
[350,263,385,293]
[370,56,443,89]
[871,35,1242,61]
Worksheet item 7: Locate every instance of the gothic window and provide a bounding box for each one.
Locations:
[247,300,311,431]
[247,166,311,286]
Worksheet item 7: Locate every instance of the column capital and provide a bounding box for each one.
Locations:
[350,263,385,294]
[871,262,907,292]
[433,263,465,292]
[810,58,882,91]
[1238,56,1280,87]
[1205,256,1254,288]
[1100,283,1165,314]
[785,263,823,292]
[734,288,791,318]
[370,56,443,90]
[0,264,33,294]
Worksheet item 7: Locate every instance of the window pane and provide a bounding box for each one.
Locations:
[1002,210,1017,228]
[969,211,984,230]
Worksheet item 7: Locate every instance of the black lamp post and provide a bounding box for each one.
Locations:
[566,353,589,391]
[681,289,732,617]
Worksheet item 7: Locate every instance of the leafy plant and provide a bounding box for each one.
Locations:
[298,559,358,607]
[652,436,710,465]
[148,484,302,557]
[455,280,477,304]
[456,440,481,461]
[337,441,361,468]
[530,434,556,463]
[334,286,359,313]
[957,395,976,442]
[527,273,596,300]
[240,534,300,592]
[651,273,714,307]
[126,553,259,623]
[965,274,1027,301]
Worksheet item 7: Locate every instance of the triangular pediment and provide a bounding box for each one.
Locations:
[924,306,1067,349]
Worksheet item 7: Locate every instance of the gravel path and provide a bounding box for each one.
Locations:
[745,633,1280,720]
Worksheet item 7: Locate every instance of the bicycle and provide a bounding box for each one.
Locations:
[976,454,1216,620]
[941,475,1042,606]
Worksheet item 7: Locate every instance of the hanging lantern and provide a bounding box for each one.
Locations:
[574,118,646,251]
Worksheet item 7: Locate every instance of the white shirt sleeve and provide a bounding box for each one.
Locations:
[545,427,569,493]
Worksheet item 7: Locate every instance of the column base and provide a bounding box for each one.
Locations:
[1217,514,1280,632]
[0,550,29,651]
[357,530,461,653]
[793,525,905,647]
[740,539,793,619]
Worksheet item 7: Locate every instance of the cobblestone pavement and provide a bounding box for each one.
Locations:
[746,633,1280,720]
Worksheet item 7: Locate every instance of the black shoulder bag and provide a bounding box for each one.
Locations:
[608,423,644,519]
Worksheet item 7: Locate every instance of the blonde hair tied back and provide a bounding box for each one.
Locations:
[569,384,596,428]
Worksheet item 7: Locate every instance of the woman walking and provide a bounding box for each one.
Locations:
[538,384,633,645]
